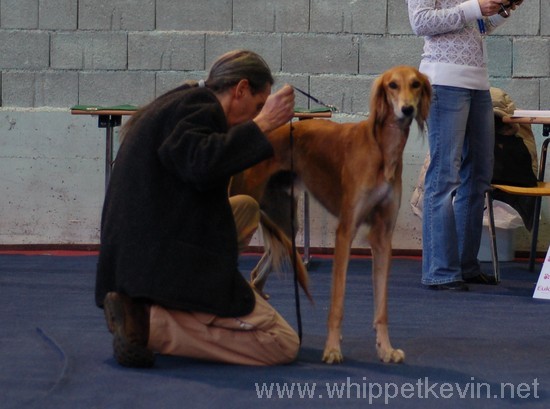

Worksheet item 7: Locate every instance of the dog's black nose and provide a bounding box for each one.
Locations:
[402,105,414,117]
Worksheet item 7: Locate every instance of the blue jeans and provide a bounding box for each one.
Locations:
[422,86,494,285]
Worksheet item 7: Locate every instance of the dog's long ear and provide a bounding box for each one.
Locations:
[416,72,432,132]
[370,73,391,128]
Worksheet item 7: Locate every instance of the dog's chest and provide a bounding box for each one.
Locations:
[366,181,393,207]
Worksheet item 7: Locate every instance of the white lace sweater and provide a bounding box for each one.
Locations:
[407,0,508,90]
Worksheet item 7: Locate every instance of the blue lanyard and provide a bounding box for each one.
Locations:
[477,19,486,35]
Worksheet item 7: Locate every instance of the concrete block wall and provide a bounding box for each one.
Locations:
[1,0,549,252]
[2,0,548,109]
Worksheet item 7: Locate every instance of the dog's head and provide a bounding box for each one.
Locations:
[371,65,431,132]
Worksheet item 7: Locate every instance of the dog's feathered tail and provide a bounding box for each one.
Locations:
[250,210,312,302]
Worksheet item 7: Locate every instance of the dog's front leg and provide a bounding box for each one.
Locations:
[322,220,354,364]
[368,217,405,364]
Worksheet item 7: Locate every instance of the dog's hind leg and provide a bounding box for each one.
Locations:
[252,211,311,301]
[259,171,297,239]
[368,213,405,364]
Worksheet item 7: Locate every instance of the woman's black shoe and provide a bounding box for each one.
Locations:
[463,273,498,285]
[427,281,469,291]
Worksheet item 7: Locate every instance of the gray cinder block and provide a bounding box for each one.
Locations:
[51,32,128,70]
[78,71,156,107]
[487,37,513,78]
[206,33,283,72]
[2,71,78,107]
[1,0,39,29]
[282,34,359,74]
[233,0,309,33]
[360,36,423,74]
[310,74,374,114]
[156,0,232,31]
[0,31,50,69]
[39,0,77,30]
[513,38,550,77]
[78,0,155,30]
[129,32,205,71]
[310,0,386,34]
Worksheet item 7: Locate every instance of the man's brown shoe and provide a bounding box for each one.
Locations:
[103,292,155,368]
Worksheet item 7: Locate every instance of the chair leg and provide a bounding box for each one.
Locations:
[529,196,542,272]
[486,190,500,283]
[530,136,550,271]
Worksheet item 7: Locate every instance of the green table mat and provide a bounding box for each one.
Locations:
[71,104,139,111]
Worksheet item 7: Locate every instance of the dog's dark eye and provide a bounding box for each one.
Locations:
[411,80,421,89]
[388,81,398,90]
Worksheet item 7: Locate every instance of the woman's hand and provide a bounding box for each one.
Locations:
[479,0,505,16]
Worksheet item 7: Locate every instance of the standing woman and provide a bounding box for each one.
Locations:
[95,50,300,367]
[407,0,523,290]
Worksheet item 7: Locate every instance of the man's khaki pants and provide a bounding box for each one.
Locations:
[147,195,300,366]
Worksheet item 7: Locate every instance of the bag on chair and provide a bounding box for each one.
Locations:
[492,133,538,187]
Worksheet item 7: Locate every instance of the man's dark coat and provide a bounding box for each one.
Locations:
[95,85,273,317]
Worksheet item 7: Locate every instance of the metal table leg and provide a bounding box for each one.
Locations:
[98,114,122,191]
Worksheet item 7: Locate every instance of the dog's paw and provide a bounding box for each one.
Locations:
[322,348,344,364]
[378,348,405,364]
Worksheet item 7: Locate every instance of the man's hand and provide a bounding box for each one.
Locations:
[254,85,295,134]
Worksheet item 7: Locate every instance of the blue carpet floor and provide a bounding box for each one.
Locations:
[1,253,549,408]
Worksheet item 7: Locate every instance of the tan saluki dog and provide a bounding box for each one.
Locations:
[231,66,431,364]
